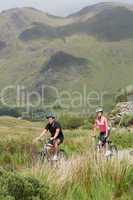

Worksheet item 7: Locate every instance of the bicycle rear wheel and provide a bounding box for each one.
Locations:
[110,145,118,156]
[58,149,68,160]
[129,150,133,156]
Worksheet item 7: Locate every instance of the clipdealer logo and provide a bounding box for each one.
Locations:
[0,84,112,112]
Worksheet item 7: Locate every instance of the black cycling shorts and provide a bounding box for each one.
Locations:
[98,132,106,143]
[48,135,64,146]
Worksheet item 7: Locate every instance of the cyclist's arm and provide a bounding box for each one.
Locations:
[51,128,60,140]
[35,129,47,141]
[104,118,109,138]
[93,121,97,137]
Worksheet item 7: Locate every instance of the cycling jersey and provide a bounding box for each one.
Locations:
[95,116,109,133]
[45,121,64,139]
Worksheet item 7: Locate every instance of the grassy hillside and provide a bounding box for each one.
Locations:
[19,7,133,42]
[0,116,132,165]
[69,2,122,17]
[61,7,133,41]
[0,3,133,111]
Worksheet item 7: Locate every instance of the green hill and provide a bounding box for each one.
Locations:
[0,2,133,111]
[60,7,133,41]
[37,51,90,96]
[68,2,121,17]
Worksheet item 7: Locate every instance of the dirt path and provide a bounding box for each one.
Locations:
[117,149,133,163]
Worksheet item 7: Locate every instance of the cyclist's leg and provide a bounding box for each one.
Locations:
[103,139,107,154]
[46,140,54,159]
[98,134,103,152]
[105,130,111,154]
[102,136,112,157]
[99,133,107,154]
[53,136,64,159]
[54,139,60,156]
[54,137,63,154]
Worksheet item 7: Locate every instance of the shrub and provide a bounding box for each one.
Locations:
[120,113,133,127]
[0,170,50,200]
[0,107,20,117]
[0,138,37,168]
[59,114,95,130]
[59,114,84,129]
[111,131,133,149]
[82,115,95,130]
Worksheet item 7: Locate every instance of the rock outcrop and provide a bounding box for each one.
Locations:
[116,101,133,114]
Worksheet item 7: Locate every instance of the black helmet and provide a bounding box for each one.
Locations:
[46,112,56,119]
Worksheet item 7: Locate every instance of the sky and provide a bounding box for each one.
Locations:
[0,0,133,16]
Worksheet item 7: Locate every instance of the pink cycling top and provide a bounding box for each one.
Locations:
[95,116,109,133]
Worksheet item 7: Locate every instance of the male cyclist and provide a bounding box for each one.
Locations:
[93,107,110,155]
[35,112,64,161]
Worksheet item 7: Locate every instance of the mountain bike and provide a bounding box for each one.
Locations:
[93,136,118,159]
[129,150,133,156]
[37,139,68,164]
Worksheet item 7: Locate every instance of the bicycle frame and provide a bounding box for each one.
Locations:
[38,139,67,163]
[39,139,61,162]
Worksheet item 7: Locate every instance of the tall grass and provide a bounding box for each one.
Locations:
[22,148,133,200]
[0,117,132,199]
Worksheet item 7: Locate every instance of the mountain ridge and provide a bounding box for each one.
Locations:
[1,2,132,18]
[68,2,121,17]
[0,2,133,110]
